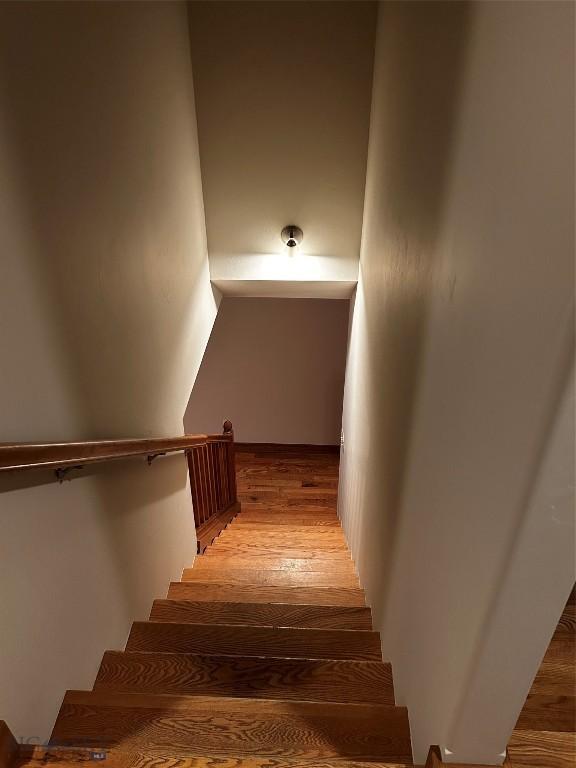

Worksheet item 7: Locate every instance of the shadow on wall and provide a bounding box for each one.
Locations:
[0,1,214,438]
[340,0,473,628]
[0,454,194,741]
[0,1,214,742]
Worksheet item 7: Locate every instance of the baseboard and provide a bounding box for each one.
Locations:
[196,501,241,554]
[236,442,340,454]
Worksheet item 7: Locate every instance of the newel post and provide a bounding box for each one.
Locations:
[223,420,238,506]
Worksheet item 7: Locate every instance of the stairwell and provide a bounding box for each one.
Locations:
[12,445,413,768]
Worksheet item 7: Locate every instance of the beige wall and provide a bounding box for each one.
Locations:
[185,298,349,444]
[189,1,374,281]
[0,1,217,739]
[338,1,574,764]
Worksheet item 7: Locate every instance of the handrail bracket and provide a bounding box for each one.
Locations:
[147,452,166,466]
[55,465,84,483]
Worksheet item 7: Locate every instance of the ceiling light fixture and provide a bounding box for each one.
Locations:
[281,225,303,248]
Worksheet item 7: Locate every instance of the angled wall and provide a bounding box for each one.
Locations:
[184,298,349,445]
[0,1,217,740]
[338,1,575,763]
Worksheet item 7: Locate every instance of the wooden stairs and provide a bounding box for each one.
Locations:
[12,446,413,768]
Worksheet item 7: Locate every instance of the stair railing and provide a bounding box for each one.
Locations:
[0,420,239,552]
[186,420,239,552]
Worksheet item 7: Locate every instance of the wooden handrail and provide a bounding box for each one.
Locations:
[0,434,210,473]
[0,421,240,553]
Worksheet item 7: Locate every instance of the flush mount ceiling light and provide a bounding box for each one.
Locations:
[281,225,303,248]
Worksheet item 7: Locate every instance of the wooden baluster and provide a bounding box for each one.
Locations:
[207,442,217,520]
[215,441,221,511]
[188,447,201,527]
[223,420,237,508]
[222,440,230,508]
[200,444,209,523]
[221,440,227,510]
[214,441,223,512]
[197,445,207,525]
[220,441,226,510]
[192,445,202,524]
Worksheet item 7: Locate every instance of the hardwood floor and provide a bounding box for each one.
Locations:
[506,587,575,768]
[16,445,413,768]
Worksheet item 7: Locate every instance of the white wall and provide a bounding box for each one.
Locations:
[184,298,349,444]
[338,1,575,764]
[0,1,217,740]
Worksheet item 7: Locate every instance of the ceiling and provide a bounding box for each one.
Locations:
[187,1,376,297]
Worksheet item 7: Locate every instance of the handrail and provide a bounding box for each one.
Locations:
[0,421,239,552]
[0,433,229,473]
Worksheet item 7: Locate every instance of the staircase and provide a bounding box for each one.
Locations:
[14,445,413,768]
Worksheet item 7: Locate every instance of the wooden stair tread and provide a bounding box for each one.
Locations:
[181,569,358,588]
[11,447,415,768]
[17,749,413,768]
[232,518,341,526]
[234,500,338,507]
[95,650,394,704]
[243,488,338,498]
[507,728,576,768]
[540,636,574,662]
[214,537,348,550]
[203,543,352,559]
[126,622,382,661]
[234,511,339,518]
[167,582,365,607]
[211,533,347,546]
[222,525,344,535]
[237,466,339,471]
[51,692,412,762]
[554,604,576,636]
[515,694,575,732]
[234,521,341,527]
[216,535,348,547]
[241,505,338,514]
[231,510,342,531]
[238,477,337,484]
[234,501,338,507]
[150,600,372,630]
[200,546,356,573]
[530,657,576,697]
[191,555,355,573]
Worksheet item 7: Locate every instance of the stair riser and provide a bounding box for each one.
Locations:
[95,651,394,705]
[150,600,372,630]
[167,582,366,607]
[126,622,382,661]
